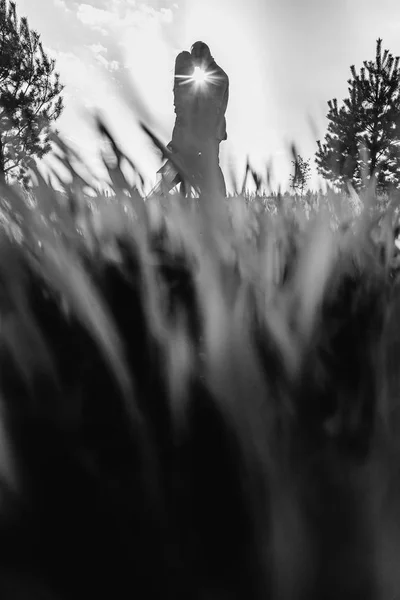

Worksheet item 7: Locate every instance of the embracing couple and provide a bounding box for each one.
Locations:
[167,41,229,197]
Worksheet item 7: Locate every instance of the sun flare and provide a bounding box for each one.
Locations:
[191,66,209,85]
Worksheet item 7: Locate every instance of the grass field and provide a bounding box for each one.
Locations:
[0,123,399,598]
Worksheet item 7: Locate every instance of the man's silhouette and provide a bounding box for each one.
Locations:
[190,41,229,196]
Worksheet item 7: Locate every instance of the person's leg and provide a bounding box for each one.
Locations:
[180,179,192,198]
[215,141,226,197]
[203,140,226,197]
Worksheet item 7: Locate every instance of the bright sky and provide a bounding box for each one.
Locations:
[13,0,400,192]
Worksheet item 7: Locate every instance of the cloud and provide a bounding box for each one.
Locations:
[94,54,120,72]
[87,43,107,55]
[54,0,71,11]
[75,4,112,35]
[75,1,173,36]
[86,44,120,72]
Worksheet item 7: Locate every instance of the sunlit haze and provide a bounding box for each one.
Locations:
[13,0,400,193]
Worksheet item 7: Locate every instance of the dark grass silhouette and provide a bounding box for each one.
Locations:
[0,125,397,599]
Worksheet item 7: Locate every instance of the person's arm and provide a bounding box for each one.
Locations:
[219,77,229,118]
[216,75,229,140]
[173,81,181,115]
[173,79,190,124]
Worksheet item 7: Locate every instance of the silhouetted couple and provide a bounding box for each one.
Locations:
[168,41,229,197]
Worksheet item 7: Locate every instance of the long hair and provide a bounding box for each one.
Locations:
[173,51,194,119]
[174,51,193,91]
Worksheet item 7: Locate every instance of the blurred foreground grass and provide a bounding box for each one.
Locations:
[0,122,398,598]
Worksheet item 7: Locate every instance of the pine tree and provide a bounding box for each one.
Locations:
[0,0,64,182]
[289,154,311,196]
[316,39,400,192]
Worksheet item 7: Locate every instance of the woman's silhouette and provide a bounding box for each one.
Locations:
[170,51,194,154]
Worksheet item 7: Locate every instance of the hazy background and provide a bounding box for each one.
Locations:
[14,0,400,192]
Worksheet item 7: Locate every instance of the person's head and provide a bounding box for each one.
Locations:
[190,41,212,67]
[175,51,193,77]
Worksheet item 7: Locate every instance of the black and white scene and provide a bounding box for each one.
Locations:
[0,0,399,598]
